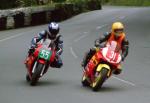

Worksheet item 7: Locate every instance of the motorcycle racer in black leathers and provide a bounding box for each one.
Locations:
[25,22,63,68]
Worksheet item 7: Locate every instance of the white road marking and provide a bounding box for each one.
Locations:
[70,47,78,59]
[112,76,136,86]
[0,33,24,42]
[74,34,87,42]
[96,24,108,30]
[83,32,88,34]
[0,30,34,43]
[119,16,126,20]
[74,24,108,43]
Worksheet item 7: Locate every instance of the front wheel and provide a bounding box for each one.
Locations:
[92,68,109,91]
[30,62,44,86]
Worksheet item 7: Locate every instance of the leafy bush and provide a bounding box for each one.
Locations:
[102,0,150,6]
[0,0,17,9]
[0,0,37,9]
[52,0,66,3]
[22,0,37,6]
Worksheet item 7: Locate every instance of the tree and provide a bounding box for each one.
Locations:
[0,0,17,9]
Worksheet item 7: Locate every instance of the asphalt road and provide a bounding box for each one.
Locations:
[0,6,150,103]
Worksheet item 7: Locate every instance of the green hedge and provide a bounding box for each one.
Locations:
[0,0,38,9]
[53,0,66,3]
[102,0,150,6]
[0,0,102,30]
[0,0,17,9]
[66,0,101,12]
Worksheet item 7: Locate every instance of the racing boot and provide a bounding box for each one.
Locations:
[113,64,122,75]
[50,56,63,68]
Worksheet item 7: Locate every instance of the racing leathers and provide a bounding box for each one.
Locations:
[28,30,63,68]
[82,32,129,74]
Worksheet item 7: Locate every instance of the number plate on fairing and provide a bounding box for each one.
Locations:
[102,47,121,64]
[39,49,52,60]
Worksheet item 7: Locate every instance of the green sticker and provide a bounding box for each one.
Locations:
[39,49,52,60]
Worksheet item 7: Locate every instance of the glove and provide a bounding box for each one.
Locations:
[31,44,37,48]
[94,41,104,48]
[28,46,35,55]
[95,40,100,47]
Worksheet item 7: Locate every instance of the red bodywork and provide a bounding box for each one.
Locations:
[85,47,121,81]
[25,43,56,79]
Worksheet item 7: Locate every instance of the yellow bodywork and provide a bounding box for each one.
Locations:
[96,64,111,77]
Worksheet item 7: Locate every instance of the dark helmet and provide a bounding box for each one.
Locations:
[48,22,60,39]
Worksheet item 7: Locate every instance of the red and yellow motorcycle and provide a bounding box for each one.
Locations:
[25,39,56,86]
[82,41,122,91]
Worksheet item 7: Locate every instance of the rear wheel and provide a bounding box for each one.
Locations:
[30,62,44,86]
[92,68,108,91]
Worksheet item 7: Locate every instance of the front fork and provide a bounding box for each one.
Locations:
[83,64,111,85]
[31,59,47,77]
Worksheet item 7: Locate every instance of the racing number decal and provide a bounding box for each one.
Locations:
[39,50,51,60]
[106,49,117,62]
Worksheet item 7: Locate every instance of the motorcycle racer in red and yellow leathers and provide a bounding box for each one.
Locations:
[82,22,129,75]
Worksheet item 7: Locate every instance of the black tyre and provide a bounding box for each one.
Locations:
[81,74,89,87]
[92,68,108,91]
[26,74,30,82]
[30,62,44,86]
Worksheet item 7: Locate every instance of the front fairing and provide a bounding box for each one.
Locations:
[33,44,42,58]
[100,47,121,67]
[33,40,55,63]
